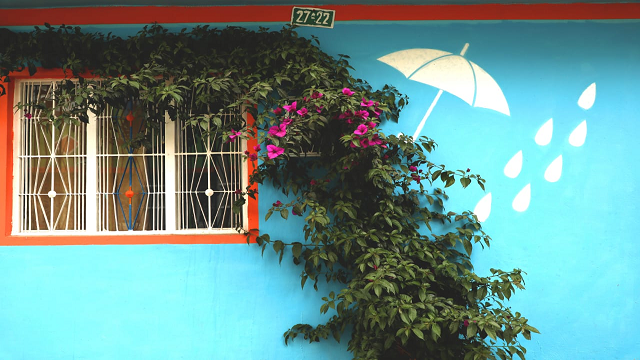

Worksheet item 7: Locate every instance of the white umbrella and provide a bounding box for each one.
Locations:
[378,43,510,139]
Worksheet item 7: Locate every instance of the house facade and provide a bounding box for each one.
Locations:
[0,2,639,359]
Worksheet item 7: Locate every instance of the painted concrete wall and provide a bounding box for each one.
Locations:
[1,12,639,360]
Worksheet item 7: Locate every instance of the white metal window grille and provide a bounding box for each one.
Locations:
[96,102,166,231]
[13,80,247,235]
[175,93,244,230]
[16,81,87,232]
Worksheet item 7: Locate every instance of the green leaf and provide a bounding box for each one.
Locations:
[431,323,441,341]
[412,328,424,340]
[485,326,497,340]
[408,308,417,322]
[292,242,302,259]
[463,239,473,256]
[525,325,541,334]
[466,323,477,339]
[445,177,455,188]
[280,209,289,220]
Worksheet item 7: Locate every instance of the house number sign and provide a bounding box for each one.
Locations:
[291,7,335,29]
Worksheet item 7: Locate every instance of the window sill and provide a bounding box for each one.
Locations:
[0,232,257,246]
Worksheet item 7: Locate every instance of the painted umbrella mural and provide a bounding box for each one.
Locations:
[378,43,510,139]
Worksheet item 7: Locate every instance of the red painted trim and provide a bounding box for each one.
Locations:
[0,68,259,246]
[0,3,638,26]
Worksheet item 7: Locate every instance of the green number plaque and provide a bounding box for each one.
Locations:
[291,7,335,29]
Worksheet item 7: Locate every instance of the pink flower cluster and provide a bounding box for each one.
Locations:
[337,95,386,149]
[409,165,424,183]
[258,89,387,160]
[263,91,327,159]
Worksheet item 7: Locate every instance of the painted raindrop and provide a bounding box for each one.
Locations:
[512,184,531,212]
[473,193,492,222]
[534,118,553,146]
[504,150,523,178]
[578,83,596,110]
[544,155,563,183]
[569,120,587,147]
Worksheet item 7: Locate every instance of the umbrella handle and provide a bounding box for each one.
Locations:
[411,43,469,140]
[412,89,443,139]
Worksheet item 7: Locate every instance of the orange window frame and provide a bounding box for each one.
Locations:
[0,68,258,245]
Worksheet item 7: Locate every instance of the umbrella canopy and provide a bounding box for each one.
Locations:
[378,46,510,138]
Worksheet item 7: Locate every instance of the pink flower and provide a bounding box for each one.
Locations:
[268,124,287,138]
[412,174,421,183]
[342,88,354,96]
[248,153,258,161]
[311,91,323,99]
[467,168,471,172]
[273,200,283,207]
[366,121,377,129]
[297,108,308,116]
[316,106,324,113]
[354,110,369,119]
[273,107,283,115]
[310,180,317,185]
[282,118,293,125]
[267,145,285,159]
[303,96,309,102]
[360,98,375,107]
[253,144,261,151]
[25,113,32,120]
[383,155,389,160]
[409,166,417,172]
[370,134,384,146]
[463,320,469,327]
[354,124,368,136]
[360,138,370,148]
[338,111,352,120]
[229,129,242,141]
[234,189,243,195]
[283,101,297,113]
[372,108,382,118]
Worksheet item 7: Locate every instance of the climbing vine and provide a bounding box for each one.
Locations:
[0,23,537,359]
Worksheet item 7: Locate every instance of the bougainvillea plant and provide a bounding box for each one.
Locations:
[0,23,538,360]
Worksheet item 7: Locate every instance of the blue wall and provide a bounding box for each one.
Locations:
[1,19,640,359]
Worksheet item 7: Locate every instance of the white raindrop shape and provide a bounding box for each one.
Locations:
[473,193,492,222]
[544,155,563,183]
[569,120,587,147]
[512,184,531,212]
[578,83,596,110]
[534,118,553,146]
[504,150,523,178]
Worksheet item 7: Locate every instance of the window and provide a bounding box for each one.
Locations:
[13,79,248,235]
